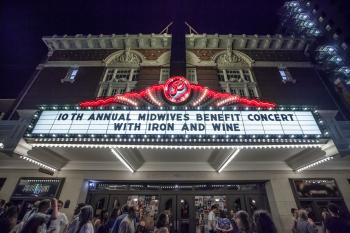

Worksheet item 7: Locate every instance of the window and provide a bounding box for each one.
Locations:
[186,68,197,83]
[115,69,130,82]
[218,68,258,97]
[242,70,251,82]
[226,70,241,82]
[279,67,295,83]
[160,68,170,83]
[61,67,79,83]
[98,68,139,97]
[248,88,256,98]
[218,70,225,81]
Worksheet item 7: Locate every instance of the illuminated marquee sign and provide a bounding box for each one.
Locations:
[26,107,326,145]
[24,77,329,146]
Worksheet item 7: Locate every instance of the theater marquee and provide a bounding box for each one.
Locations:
[24,76,329,148]
[30,109,321,136]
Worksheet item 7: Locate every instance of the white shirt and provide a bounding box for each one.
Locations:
[49,212,69,233]
[207,211,216,230]
[75,222,94,233]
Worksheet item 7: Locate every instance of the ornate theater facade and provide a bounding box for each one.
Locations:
[1,33,350,233]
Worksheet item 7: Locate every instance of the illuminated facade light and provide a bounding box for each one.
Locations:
[110,148,135,173]
[19,155,57,172]
[296,156,334,172]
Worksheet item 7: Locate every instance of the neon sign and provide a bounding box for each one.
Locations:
[163,76,191,104]
[79,76,276,109]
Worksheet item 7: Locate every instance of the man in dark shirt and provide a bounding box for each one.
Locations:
[111,205,129,233]
[323,203,348,233]
[0,206,18,233]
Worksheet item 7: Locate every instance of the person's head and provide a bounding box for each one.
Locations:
[327,203,340,217]
[156,213,169,228]
[220,210,227,218]
[0,199,5,207]
[253,210,277,233]
[110,208,119,219]
[101,210,109,222]
[235,210,250,231]
[298,209,308,221]
[4,206,18,227]
[79,205,94,224]
[20,215,46,233]
[211,204,218,211]
[230,209,235,218]
[128,206,136,219]
[121,204,129,214]
[291,208,298,217]
[38,199,51,213]
[57,200,64,211]
[74,203,85,216]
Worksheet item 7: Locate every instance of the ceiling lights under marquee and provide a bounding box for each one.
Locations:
[19,155,57,172]
[79,76,276,109]
[296,156,335,172]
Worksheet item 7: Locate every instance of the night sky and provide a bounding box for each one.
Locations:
[0,0,283,99]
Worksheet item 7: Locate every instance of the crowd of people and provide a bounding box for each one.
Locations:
[290,204,350,233]
[207,204,278,233]
[1,198,350,233]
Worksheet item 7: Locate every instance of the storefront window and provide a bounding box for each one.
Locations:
[290,178,349,224]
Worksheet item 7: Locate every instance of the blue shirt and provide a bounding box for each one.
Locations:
[111,213,128,233]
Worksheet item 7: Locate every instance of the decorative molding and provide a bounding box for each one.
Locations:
[186,34,309,51]
[214,49,253,68]
[43,34,172,52]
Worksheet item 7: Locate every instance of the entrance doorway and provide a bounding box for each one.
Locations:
[86,182,269,233]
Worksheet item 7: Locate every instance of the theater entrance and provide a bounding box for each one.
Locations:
[86,181,269,233]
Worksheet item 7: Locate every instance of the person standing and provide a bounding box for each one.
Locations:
[235,210,251,233]
[323,203,348,233]
[118,207,137,233]
[296,209,315,233]
[0,200,6,216]
[154,213,169,233]
[0,206,18,233]
[19,215,47,233]
[106,208,119,232]
[216,210,233,233]
[111,205,129,233]
[208,205,218,233]
[252,210,277,233]
[290,208,298,233]
[75,205,94,233]
[48,200,68,233]
[66,203,85,233]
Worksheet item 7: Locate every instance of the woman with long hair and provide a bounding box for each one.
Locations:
[252,210,277,233]
[76,205,94,233]
[20,215,46,233]
[235,210,251,233]
[154,213,169,233]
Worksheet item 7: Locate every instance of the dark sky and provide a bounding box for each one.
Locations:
[0,0,283,99]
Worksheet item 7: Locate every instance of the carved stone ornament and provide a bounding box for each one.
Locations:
[217,48,245,66]
[113,48,141,65]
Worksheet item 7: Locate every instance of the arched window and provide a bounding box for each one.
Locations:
[215,49,259,98]
[98,49,142,97]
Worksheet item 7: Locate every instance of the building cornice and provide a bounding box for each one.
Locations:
[42,34,309,52]
[42,34,172,53]
[186,34,309,51]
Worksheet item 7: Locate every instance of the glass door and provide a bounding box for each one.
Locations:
[177,195,194,233]
[159,195,176,233]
